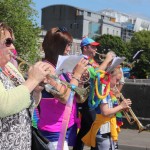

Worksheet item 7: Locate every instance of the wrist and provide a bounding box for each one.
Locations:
[23,78,39,93]
[72,76,80,82]
[104,58,112,64]
[73,73,81,79]
[119,104,123,110]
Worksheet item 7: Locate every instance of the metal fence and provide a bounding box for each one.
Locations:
[125,79,150,84]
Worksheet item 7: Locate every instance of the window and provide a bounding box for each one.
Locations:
[116,31,118,35]
[87,12,91,17]
[107,28,109,34]
[77,10,84,16]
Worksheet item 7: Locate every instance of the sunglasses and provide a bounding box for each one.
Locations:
[55,27,68,33]
[4,38,14,47]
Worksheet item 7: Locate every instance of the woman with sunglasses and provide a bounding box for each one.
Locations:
[36,27,88,150]
[0,22,51,149]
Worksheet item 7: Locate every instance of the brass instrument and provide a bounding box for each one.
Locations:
[10,51,89,103]
[122,60,137,69]
[95,52,106,62]
[95,51,117,63]
[95,52,106,58]
[113,86,145,133]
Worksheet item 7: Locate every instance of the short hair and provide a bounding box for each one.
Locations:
[0,22,14,40]
[42,27,73,66]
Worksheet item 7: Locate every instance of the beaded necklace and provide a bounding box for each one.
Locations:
[0,64,24,86]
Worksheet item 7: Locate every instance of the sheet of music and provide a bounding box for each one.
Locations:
[56,55,83,75]
[106,56,126,73]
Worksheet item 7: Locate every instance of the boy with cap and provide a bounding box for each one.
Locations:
[73,37,115,150]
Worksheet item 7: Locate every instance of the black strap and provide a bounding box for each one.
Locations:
[27,109,50,144]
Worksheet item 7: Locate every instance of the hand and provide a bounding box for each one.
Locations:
[120,98,132,109]
[34,85,44,93]
[73,58,89,79]
[105,51,116,63]
[27,61,50,84]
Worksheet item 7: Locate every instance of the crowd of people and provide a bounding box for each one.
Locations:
[0,21,132,150]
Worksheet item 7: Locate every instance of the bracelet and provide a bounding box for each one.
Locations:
[72,76,80,82]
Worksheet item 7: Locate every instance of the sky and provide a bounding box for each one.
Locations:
[32,0,150,27]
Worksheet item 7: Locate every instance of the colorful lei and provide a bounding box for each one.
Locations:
[88,67,110,109]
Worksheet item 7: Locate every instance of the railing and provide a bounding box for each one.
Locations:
[125,79,150,84]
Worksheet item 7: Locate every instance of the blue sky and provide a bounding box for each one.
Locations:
[32,0,150,26]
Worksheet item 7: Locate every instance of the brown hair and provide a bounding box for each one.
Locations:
[0,22,14,40]
[42,27,73,66]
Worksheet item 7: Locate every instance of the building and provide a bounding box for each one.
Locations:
[41,4,122,54]
[100,9,150,41]
[41,5,150,53]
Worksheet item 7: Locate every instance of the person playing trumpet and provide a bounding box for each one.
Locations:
[36,27,89,150]
[82,67,132,150]
[74,37,116,150]
[0,22,52,149]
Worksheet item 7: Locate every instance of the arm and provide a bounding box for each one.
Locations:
[98,51,116,70]
[0,82,31,118]
[45,58,88,104]
[100,98,132,117]
[0,61,50,117]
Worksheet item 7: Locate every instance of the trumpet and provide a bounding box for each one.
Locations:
[95,52,106,58]
[95,52,106,62]
[9,51,89,103]
[95,51,117,62]
[113,86,146,133]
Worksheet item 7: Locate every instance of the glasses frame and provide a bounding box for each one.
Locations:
[55,27,68,33]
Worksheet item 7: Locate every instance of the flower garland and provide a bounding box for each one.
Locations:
[95,70,110,100]
[88,67,110,109]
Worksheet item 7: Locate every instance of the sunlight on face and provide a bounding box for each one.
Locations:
[85,45,97,58]
[0,30,15,66]
[110,71,122,88]
[64,43,72,55]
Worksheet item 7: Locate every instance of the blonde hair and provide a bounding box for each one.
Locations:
[110,66,122,76]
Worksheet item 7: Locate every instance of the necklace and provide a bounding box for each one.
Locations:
[0,64,24,86]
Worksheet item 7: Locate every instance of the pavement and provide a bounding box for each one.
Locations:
[69,129,150,150]
[118,129,150,150]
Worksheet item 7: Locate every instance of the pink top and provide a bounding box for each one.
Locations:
[38,74,77,132]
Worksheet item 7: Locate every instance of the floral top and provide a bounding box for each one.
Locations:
[0,62,33,150]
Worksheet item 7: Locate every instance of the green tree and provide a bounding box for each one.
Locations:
[129,30,150,78]
[94,34,130,63]
[0,0,40,63]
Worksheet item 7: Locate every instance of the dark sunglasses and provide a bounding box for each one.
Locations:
[56,27,68,33]
[4,38,14,47]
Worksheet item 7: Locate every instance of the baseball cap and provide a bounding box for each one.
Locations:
[80,37,100,47]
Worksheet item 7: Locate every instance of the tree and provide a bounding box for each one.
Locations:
[94,34,130,63]
[129,30,150,78]
[0,0,41,63]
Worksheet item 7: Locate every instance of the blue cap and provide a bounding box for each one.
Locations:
[80,38,100,47]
